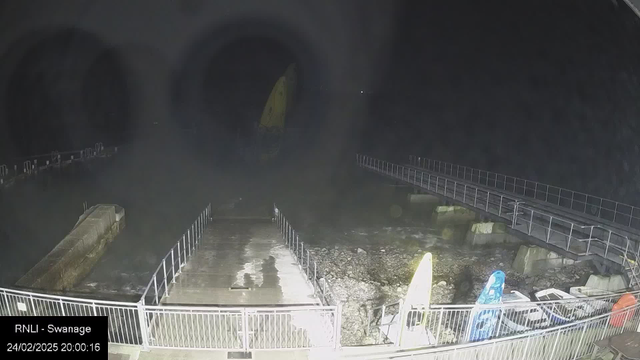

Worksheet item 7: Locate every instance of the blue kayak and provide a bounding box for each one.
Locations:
[468,270,505,342]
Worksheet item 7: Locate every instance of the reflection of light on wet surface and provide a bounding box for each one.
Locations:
[270,244,317,304]
[234,235,264,288]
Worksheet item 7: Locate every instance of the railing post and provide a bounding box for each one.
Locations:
[463,185,467,204]
[519,335,531,360]
[570,192,574,210]
[547,216,553,242]
[434,308,444,345]
[136,301,150,350]
[548,329,562,359]
[572,321,588,360]
[335,303,342,349]
[605,231,612,258]
[323,278,327,304]
[587,227,594,254]
[187,230,191,258]
[624,240,630,266]
[242,309,250,351]
[0,290,9,315]
[178,239,182,267]
[567,223,574,251]
[171,248,176,283]
[378,305,386,344]
[474,188,478,207]
[545,185,549,202]
[453,180,457,199]
[498,196,503,217]
[485,191,489,211]
[192,224,196,248]
[162,259,168,297]
[27,294,37,315]
[395,299,404,347]
[153,275,158,305]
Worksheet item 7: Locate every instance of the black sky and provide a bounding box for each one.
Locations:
[2,0,640,203]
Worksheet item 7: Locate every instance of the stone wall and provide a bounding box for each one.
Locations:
[16,204,125,290]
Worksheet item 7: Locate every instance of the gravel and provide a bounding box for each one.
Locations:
[305,225,595,346]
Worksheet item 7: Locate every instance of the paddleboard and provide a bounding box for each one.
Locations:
[468,270,505,342]
[404,252,433,308]
[395,252,434,347]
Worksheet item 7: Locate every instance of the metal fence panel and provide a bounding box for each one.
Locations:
[355,302,640,359]
[143,305,338,351]
[0,287,142,345]
[141,204,212,306]
[358,154,640,289]
[408,155,640,230]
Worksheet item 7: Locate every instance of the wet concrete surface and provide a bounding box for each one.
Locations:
[164,222,316,305]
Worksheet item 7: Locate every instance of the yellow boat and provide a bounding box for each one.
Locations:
[256,63,296,164]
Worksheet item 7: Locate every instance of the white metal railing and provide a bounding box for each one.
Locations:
[1,205,340,351]
[357,155,640,284]
[352,301,640,359]
[143,304,339,350]
[0,142,117,186]
[369,290,640,348]
[409,155,640,231]
[141,204,212,306]
[0,286,144,345]
[273,204,339,307]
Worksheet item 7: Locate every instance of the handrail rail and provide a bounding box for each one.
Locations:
[357,154,640,283]
[372,289,640,313]
[409,155,640,230]
[0,286,138,307]
[1,203,340,351]
[273,204,339,307]
[140,204,212,305]
[407,154,640,289]
[143,304,338,311]
[0,142,117,185]
[351,301,640,359]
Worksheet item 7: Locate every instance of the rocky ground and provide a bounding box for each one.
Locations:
[304,224,596,346]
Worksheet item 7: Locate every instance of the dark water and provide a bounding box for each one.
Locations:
[0,140,464,300]
[0,161,109,285]
[0,139,221,294]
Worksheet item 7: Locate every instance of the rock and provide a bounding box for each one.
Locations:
[302,222,591,346]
